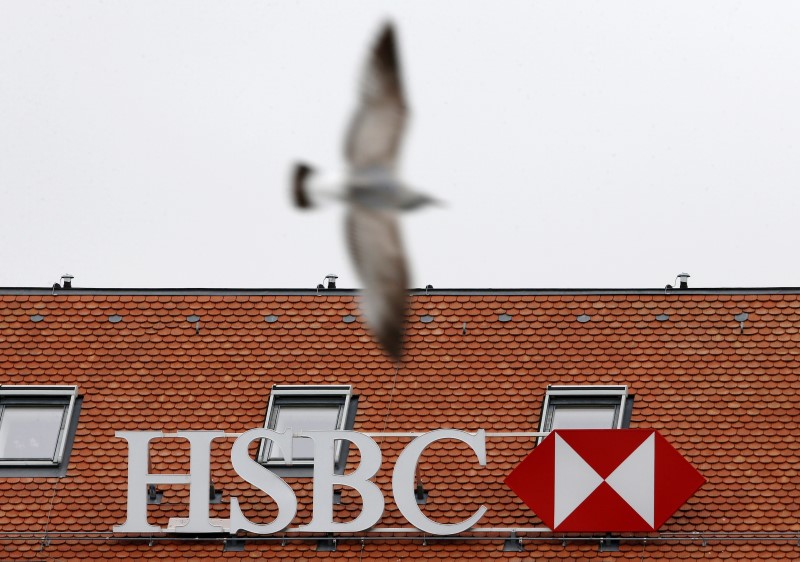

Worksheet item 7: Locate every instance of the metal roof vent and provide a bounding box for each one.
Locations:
[498,313,513,323]
[420,314,434,324]
[30,314,45,323]
[665,272,691,291]
[317,274,338,290]
[264,315,279,323]
[656,313,669,322]
[53,273,74,291]
[186,315,201,335]
[342,314,357,324]
[108,314,123,324]
[734,312,749,333]
[577,314,591,323]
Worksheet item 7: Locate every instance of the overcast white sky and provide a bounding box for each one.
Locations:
[1,1,799,290]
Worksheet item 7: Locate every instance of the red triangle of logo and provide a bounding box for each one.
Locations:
[556,481,653,532]
[557,429,653,478]
[504,433,556,528]
[654,432,707,528]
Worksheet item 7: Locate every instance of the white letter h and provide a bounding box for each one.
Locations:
[113,431,224,533]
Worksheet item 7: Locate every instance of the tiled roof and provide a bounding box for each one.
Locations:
[0,288,797,560]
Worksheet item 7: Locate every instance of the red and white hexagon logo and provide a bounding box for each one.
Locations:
[505,429,706,532]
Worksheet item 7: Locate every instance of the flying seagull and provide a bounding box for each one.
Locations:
[292,23,438,362]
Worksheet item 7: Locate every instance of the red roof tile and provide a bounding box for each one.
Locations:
[0,289,798,560]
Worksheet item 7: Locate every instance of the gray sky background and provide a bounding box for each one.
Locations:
[1,1,799,290]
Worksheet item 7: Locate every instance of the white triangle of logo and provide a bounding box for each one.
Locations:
[554,434,603,527]
[605,433,655,527]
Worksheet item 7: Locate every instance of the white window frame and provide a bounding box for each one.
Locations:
[538,385,629,443]
[0,385,79,467]
[258,385,353,467]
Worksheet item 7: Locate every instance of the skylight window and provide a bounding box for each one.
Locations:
[258,385,355,470]
[0,386,79,468]
[538,385,632,442]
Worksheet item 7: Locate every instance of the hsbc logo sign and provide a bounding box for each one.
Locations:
[505,429,706,532]
[113,428,704,536]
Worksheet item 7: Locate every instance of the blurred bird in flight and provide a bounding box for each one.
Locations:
[291,22,439,362]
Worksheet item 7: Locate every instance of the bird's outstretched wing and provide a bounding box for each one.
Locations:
[346,204,408,362]
[344,23,407,172]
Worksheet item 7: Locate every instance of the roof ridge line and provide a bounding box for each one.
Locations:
[3,286,800,296]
